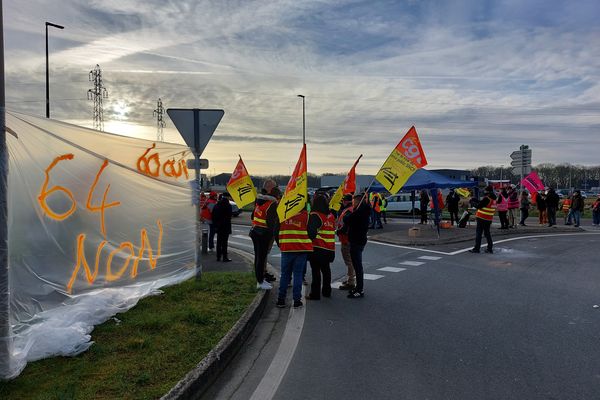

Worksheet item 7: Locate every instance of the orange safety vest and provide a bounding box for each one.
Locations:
[252,200,274,228]
[201,197,216,220]
[475,198,497,221]
[278,210,313,253]
[336,207,352,245]
[312,211,336,252]
[562,199,571,212]
[371,194,381,212]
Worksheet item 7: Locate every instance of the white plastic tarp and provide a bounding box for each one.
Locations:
[2,112,196,378]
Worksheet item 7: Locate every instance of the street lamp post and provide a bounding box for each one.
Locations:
[297,94,305,144]
[45,21,64,118]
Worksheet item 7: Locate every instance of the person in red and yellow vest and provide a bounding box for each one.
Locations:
[469,186,497,254]
[201,191,218,251]
[306,194,336,300]
[250,180,279,290]
[561,196,572,225]
[369,192,383,229]
[275,206,317,308]
[336,194,355,290]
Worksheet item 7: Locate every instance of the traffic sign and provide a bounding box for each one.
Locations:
[187,158,209,169]
[512,166,531,175]
[167,108,224,155]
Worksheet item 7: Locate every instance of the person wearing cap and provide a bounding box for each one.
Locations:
[201,191,218,251]
[250,180,280,290]
[469,186,497,254]
[592,194,600,226]
[518,190,531,226]
[337,194,356,290]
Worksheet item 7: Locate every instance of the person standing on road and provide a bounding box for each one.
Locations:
[570,190,585,227]
[592,194,600,226]
[276,207,317,308]
[201,191,218,251]
[336,194,356,291]
[469,186,497,254]
[212,193,233,262]
[519,190,530,226]
[306,194,336,300]
[380,195,388,225]
[446,188,460,226]
[250,180,279,290]
[369,192,383,229]
[496,187,509,229]
[507,185,519,228]
[562,194,573,225]
[545,187,559,227]
[419,189,430,224]
[536,191,547,225]
[344,193,371,298]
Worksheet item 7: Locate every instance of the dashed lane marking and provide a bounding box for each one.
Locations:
[419,255,442,261]
[378,267,407,272]
[364,273,385,280]
[399,261,425,266]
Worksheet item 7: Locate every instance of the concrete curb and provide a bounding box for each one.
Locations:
[161,248,269,400]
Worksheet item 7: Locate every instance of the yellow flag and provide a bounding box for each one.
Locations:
[330,155,362,211]
[375,126,427,195]
[226,156,257,208]
[277,145,308,222]
[455,188,470,198]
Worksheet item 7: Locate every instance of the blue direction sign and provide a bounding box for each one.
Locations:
[167,108,224,155]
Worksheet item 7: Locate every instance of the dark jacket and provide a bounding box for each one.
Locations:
[545,190,559,209]
[212,197,232,235]
[571,195,585,212]
[446,192,460,212]
[344,200,371,246]
[419,191,430,209]
[477,192,498,210]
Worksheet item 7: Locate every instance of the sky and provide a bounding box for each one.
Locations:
[4,0,600,176]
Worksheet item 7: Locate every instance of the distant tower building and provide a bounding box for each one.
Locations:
[87,64,108,131]
[153,98,166,141]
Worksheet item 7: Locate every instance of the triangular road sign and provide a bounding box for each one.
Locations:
[167,108,224,155]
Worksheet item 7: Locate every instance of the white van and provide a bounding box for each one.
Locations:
[385,193,430,213]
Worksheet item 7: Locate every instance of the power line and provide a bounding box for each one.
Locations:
[87,64,108,131]
[153,98,166,142]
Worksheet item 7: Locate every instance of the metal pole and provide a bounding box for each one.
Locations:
[193,109,202,282]
[297,95,305,144]
[45,22,64,119]
[0,0,12,377]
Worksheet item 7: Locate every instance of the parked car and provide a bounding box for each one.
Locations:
[385,192,431,214]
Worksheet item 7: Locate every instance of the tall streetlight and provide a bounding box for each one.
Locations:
[297,94,305,144]
[45,21,64,118]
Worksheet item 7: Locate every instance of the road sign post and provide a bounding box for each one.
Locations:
[510,145,532,224]
[167,108,224,282]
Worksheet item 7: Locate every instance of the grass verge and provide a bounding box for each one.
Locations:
[0,271,256,400]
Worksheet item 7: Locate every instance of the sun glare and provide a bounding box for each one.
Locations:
[112,101,129,120]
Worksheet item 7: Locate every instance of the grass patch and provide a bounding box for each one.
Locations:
[0,271,256,400]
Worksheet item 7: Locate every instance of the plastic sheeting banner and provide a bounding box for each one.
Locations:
[3,112,196,378]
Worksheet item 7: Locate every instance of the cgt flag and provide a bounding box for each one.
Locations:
[375,126,428,195]
[455,188,471,198]
[277,144,308,222]
[226,156,257,208]
[330,154,362,211]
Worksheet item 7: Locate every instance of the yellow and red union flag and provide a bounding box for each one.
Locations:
[330,155,362,211]
[277,144,308,222]
[375,126,428,195]
[226,156,257,208]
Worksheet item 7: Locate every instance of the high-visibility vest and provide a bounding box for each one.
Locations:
[312,211,336,251]
[380,198,387,212]
[496,194,508,212]
[476,198,497,221]
[562,199,571,212]
[201,198,216,220]
[507,193,519,209]
[252,200,273,228]
[336,207,352,245]
[279,210,313,252]
[371,194,381,212]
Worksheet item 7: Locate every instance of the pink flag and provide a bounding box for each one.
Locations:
[521,171,544,193]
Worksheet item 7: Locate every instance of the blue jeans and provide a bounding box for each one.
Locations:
[572,210,581,226]
[279,252,308,302]
[593,210,600,225]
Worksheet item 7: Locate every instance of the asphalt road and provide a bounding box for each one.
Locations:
[207,226,600,400]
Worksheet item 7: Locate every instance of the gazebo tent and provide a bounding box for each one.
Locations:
[369,168,477,192]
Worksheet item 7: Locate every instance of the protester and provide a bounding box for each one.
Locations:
[592,194,600,226]
[276,207,316,308]
[507,185,519,228]
[369,192,383,229]
[545,187,559,227]
[469,186,497,254]
[446,188,460,226]
[570,190,585,227]
[250,180,279,290]
[380,195,388,225]
[306,194,335,300]
[562,194,573,225]
[536,191,547,225]
[212,193,232,262]
[336,194,356,290]
[519,190,530,226]
[200,191,218,251]
[344,193,371,298]
[263,187,282,283]
[496,186,509,229]
[419,189,429,224]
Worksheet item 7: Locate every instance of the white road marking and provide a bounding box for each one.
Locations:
[331,281,342,289]
[369,240,449,255]
[378,267,407,272]
[232,234,252,240]
[419,256,442,261]
[229,241,254,250]
[399,261,424,266]
[364,273,385,280]
[249,285,306,400]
